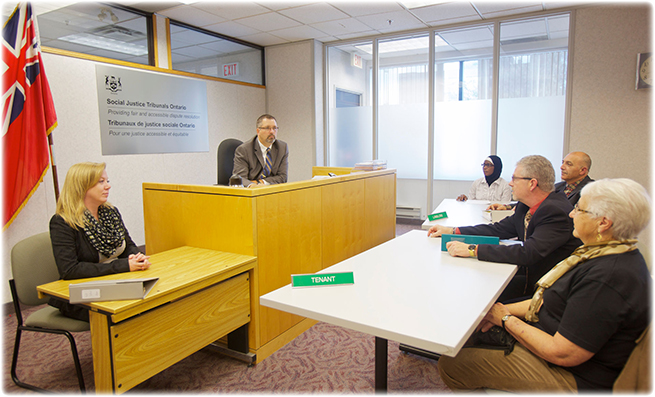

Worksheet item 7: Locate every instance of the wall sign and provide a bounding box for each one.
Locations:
[96,64,209,155]
[223,62,239,77]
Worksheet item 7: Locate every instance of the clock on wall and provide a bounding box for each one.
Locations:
[636,52,652,89]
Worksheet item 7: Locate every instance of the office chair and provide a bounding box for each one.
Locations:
[9,232,89,393]
[217,138,242,185]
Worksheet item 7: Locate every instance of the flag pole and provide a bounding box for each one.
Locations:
[48,133,60,201]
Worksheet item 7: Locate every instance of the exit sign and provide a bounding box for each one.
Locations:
[223,63,239,77]
[352,53,362,69]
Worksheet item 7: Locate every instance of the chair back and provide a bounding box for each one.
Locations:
[11,232,61,307]
[613,324,651,392]
[217,138,242,185]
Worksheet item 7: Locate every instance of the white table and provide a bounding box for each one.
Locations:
[422,198,513,230]
[260,230,517,391]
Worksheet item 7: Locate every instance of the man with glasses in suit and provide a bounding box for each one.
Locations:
[428,155,581,302]
[234,114,289,187]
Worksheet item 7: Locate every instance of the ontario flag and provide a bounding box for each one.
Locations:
[2,2,57,229]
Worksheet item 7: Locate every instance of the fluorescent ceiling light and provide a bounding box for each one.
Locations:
[59,33,148,56]
[355,36,448,55]
[400,0,450,9]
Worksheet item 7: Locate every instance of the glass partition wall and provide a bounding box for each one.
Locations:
[325,12,571,218]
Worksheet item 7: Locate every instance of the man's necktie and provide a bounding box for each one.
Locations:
[524,211,532,240]
[261,148,272,179]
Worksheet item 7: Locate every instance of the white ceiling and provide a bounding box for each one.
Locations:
[24,1,589,48]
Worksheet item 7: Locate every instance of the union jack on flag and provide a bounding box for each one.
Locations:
[2,2,57,229]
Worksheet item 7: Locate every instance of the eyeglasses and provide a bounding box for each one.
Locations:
[481,163,494,168]
[511,176,533,182]
[573,203,595,216]
[258,127,278,131]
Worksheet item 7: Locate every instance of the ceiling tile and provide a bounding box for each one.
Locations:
[236,11,303,31]
[278,3,350,24]
[356,10,427,31]
[333,30,379,41]
[192,2,271,20]
[472,2,542,15]
[204,20,262,38]
[239,31,290,46]
[330,2,406,17]
[270,24,333,41]
[481,5,544,19]
[410,2,479,23]
[311,17,375,36]
[254,2,310,11]
[427,15,483,27]
[157,5,227,27]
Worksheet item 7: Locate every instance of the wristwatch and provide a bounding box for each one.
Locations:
[468,244,477,257]
[502,314,513,330]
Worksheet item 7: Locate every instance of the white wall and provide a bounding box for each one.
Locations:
[568,4,652,257]
[265,40,322,182]
[2,52,266,303]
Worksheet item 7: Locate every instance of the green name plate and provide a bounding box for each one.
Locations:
[428,211,448,221]
[291,272,354,288]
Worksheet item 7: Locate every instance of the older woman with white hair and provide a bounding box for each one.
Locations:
[438,178,651,392]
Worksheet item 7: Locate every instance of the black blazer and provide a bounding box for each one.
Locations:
[459,192,581,297]
[49,208,139,320]
[555,175,594,206]
[233,136,289,184]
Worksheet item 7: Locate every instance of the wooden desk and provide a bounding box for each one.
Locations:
[37,247,256,394]
[142,168,396,362]
[260,230,517,391]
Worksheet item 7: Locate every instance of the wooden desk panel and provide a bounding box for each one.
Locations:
[256,187,323,344]
[142,168,396,362]
[38,247,256,393]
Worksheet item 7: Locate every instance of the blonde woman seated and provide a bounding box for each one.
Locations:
[438,178,651,392]
[456,155,511,202]
[49,162,150,321]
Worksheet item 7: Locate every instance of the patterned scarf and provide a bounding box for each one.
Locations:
[525,239,638,322]
[83,206,126,258]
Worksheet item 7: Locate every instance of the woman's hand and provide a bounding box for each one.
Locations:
[128,252,151,272]
[478,303,512,332]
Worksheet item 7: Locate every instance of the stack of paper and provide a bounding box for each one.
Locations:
[354,160,387,171]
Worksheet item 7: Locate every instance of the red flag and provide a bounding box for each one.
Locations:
[2,2,57,229]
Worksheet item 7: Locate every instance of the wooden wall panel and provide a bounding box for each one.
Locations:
[321,180,367,269]
[143,189,254,255]
[256,188,322,344]
[364,174,397,250]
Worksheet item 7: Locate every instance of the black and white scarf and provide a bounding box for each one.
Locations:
[83,206,125,258]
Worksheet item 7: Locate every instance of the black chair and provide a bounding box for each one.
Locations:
[217,138,242,185]
[9,232,89,393]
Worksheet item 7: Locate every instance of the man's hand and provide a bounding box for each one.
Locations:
[486,203,512,210]
[456,194,468,202]
[445,241,471,257]
[427,225,454,238]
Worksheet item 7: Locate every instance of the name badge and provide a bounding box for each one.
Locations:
[291,272,354,288]
[428,211,447,221]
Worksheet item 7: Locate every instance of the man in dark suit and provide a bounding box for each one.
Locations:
[233,114,289,187]
[555,151,593,205]
[428,155,581,302]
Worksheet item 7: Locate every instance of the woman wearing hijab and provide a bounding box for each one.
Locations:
[456,155,512,202]
[49,162,151,321]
